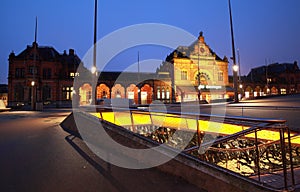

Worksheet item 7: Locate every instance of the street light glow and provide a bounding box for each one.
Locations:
[233,65,239,72]
[31,81,35,86]
[91,66,97,74]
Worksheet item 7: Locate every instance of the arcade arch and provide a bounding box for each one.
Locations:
[79,83,92,105]
[111,84,125,98]
[97,84,110,99]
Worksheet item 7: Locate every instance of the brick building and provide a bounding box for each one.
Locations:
[241,61,300,99]
[8,31,232,107]
[8,42,80,107]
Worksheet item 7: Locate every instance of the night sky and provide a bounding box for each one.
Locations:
[1,0,300,84]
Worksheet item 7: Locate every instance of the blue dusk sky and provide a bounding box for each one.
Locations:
[0,0,300,84]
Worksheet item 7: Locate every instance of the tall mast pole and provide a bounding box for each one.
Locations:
[34,16,37,44]
[31,17,38,110]
[92,0,98,104]
[228,0,239,102]
[138,51,141,105]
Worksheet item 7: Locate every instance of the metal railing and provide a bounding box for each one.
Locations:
[81,105,298,191]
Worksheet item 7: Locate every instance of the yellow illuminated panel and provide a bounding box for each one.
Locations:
[90,111,300,145]
[132,113,151,125]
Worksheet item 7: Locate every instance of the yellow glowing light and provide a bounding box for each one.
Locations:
[90,111,300,145]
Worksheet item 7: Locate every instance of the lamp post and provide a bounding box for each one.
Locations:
[228,0,239,103]
[92,0,98,105]
[31,80,36,110]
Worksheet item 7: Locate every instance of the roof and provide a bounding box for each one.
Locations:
[14,43,60,61]
[11,42,81,66]
[98,71,161,82]
[247,62,299,77]
[165,33,227,62]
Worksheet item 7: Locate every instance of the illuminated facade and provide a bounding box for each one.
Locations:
[158,32,230,102]
[8,32,232,108]
[76,71,172,105]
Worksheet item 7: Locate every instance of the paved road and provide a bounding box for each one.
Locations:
[0,109,202,192]
[226,94,300,132]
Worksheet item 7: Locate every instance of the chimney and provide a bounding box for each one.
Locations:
[69,49,75,55]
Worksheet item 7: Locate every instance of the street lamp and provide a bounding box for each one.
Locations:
[31,80,36,110]
[233,64,239,73]
[91,0,98,105]
[91,66,97,74]
[228,0,239,103]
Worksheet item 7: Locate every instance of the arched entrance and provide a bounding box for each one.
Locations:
[141,84,153,104]
[96,84,110,99]
[126,84,138,104]
[271,86,278,95]
[254,86,261,97]
[111,84,125,98]
[79,83,92,105]
[245,86,253,99]
[263,86,270,95]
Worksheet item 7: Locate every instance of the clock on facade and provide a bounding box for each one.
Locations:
[200,47,205,53]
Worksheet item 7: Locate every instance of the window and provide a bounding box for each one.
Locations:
[62,86,73,100]
[70,72,79,78]
[161,88,165,99]
[166,88,170,99]
[157,86,160,99]
[181,71,187,80]
[218,72,223,81]
[15,68,25,78]
[43,68,52,79]
[29,66,36,75]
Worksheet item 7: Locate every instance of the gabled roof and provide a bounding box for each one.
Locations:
[14,43,60,61]
[11,42,81,66]
[165,32,227,62]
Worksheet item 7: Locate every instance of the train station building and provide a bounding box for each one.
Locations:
[8,32,232,107]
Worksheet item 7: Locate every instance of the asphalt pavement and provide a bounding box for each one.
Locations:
[0,109,202,192]
[226,94,300,132]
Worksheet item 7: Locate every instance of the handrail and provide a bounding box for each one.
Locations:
[81,105,287,124]
[78,105,295,190]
